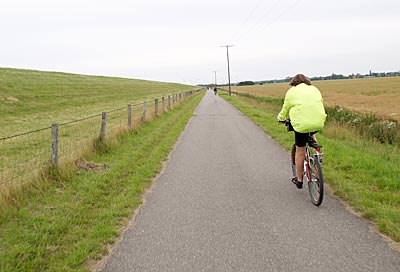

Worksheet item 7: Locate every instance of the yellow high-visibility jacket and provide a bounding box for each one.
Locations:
[277,83,327,133]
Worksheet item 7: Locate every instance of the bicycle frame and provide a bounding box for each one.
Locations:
[303,145,324,182]
[291,144,324,179]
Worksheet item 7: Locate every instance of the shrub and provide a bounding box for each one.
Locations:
[326,106,399,145]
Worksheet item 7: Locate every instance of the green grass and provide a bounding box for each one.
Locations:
[221,93,400,243]
[0,91,204,271]
[0,67,194,138]
[0,68,197,208]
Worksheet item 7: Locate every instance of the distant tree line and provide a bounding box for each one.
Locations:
[237,81,255,86]
[199,70,400,87]
[255,71,400,85]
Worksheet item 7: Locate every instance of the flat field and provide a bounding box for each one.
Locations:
[234,77,400,121]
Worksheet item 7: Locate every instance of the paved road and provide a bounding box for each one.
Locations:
[98,90,400,271]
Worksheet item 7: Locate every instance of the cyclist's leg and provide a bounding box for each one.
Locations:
[294,131,308,183]
[308,131,320,148]
[311,132,317,143]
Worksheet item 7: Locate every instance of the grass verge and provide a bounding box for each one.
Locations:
[221,93,400,244]
[0,91,204,271]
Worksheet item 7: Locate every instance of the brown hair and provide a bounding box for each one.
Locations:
[289,74,311,86]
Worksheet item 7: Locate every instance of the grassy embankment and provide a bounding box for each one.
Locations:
[220,90,400,245]
[0,85,204,271]
[0,68,196,208]
[0,68,193,137]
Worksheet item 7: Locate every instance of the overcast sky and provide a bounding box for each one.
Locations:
[1,0,399,84]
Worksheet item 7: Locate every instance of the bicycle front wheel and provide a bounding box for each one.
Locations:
[307,156,324,206]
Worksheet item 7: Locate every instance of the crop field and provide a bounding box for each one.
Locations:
[0,68,196,206]
[234,77,400,121]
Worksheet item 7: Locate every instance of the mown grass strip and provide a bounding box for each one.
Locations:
[0,91,204,272]
[221,93,400,244]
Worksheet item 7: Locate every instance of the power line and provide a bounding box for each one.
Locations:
[232,0,281,43]
[260,0,302,30]
[230,0,265,42]
[233,0,302,43]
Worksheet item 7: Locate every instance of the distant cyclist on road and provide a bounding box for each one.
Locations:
[277,74,327,189]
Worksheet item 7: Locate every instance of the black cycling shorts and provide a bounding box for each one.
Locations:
[294,131,317,147]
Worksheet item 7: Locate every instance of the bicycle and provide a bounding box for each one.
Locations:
[279,119,325,206]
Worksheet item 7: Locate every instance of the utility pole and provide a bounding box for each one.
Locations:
[220,45,233,96]
[213,71,217,87]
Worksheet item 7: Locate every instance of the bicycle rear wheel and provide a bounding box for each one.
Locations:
[307,156,324,206]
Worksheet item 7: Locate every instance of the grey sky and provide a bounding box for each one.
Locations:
[1,0,399,84]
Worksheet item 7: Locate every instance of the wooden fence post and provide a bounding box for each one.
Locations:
[141,101,146,122]
[155,99,159,116]
[51,123,58,168]
[162,96,165,112]
[100,112,107,142]
[168,95,171,110]
[128,104,132,130]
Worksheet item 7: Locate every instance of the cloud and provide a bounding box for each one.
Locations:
[1,0,399,83]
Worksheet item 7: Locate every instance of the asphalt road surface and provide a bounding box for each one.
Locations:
[98,90,400,271]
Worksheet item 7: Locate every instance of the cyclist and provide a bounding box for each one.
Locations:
[277,74,327,189]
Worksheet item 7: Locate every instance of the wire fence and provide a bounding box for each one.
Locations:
[0,89,202,204]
